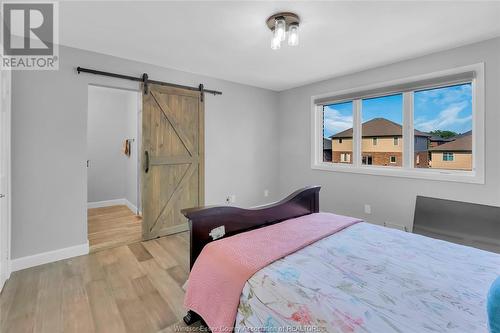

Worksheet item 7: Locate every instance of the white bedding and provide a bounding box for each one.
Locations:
[235,222,500,332]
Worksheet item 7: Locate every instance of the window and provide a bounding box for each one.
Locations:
[414,83,472,171]
[322,101,353,164]
[443,152,454,161]
[312,63,484,183]
[341,153,351,163]
[362,94,403,168]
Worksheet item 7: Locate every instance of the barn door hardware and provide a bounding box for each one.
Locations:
[199,84,204,102]
[142,73,149,95]
[144,150,150,173]
[76,66,222,97]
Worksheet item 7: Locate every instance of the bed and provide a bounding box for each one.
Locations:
[181,186,500,332]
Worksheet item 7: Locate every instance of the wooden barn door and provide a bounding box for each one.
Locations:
[141,84,204,240]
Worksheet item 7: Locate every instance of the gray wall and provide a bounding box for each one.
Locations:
[277,37,500,230]
[87,85,139,207]
[12,37,500,259]
[11,45,279,259]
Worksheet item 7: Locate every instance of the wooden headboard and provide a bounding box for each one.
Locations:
[413,195,500,253]
[181,186,320,268]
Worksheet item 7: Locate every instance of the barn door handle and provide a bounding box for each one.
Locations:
[144,150,150,173]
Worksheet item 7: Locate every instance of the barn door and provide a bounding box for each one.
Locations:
[141,84,204,240]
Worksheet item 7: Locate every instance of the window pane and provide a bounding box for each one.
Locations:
[361,94,403,167]
[323,101,353,164]
[414,83,472,171]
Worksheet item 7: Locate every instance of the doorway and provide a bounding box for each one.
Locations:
[362,155,373,165]
[87,85,142,252]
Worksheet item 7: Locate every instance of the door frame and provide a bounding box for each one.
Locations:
[0,69,12,291]
[85,84,143,245]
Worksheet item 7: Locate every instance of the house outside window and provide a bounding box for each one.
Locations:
[322,138,332,162]
[313,63,484,183]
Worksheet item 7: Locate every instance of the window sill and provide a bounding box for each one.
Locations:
[311,162,484,184]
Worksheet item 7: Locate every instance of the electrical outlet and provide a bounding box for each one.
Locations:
[364,204,371,214]
[225,195,236,204]
[264,189,269,197]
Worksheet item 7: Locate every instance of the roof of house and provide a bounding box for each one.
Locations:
[455,130,472,138]
[429,131,472,152]
[429,135,454,142]
[323,138,332,150]
[331,118,431,139]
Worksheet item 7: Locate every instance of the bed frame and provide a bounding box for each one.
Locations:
[180,185,321,325]
[413,195,500,253]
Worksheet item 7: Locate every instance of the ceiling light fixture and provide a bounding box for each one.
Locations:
[266,12,300,50]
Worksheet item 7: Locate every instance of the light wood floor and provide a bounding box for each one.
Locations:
[88,205,142,253]
[0,232,199,333]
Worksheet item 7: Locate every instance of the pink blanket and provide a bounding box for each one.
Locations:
[184,212,361,331]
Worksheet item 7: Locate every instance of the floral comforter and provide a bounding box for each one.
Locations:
[235,222,500,333]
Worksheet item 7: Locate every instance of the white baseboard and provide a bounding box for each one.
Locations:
[0,262,10,292]
[88,198,138,213]
[11,242,89,272]
[87,198,126,209]
[124,199,138,214]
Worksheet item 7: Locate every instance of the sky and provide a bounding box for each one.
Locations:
[414,83,472,134]
[323,101,353,138]
[362,94,403,124]
[323,83,472,138]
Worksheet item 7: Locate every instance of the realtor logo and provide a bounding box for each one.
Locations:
[1,2,59,70]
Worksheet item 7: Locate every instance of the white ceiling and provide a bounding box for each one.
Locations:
[60,1,500,91]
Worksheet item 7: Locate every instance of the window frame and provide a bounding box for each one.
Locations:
[311,63,484,184]
[443,152,454,162]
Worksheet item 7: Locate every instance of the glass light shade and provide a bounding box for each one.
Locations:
[275,17,286,41]
[270,33,281,50]
[288,23,299,46]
